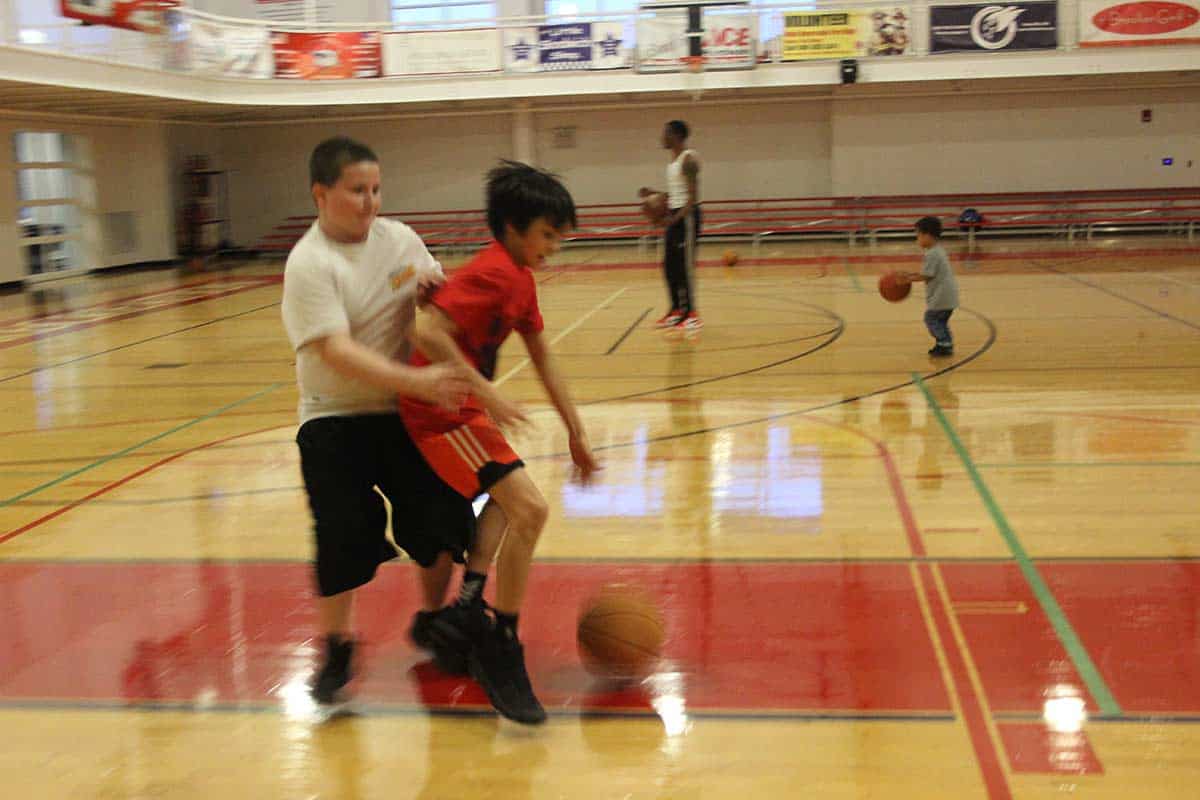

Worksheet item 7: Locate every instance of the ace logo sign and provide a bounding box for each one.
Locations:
[929,2,1059,51]
[702,13,757,68]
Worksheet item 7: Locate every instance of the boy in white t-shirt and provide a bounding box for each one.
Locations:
[281,136,472,705]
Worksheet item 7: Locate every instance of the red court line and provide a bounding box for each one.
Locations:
[0,424,289,545]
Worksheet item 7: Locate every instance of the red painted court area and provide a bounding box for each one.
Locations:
[0,560,1195,718]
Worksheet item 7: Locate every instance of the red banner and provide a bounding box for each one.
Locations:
[271,32,382,79]
[60,0,178,33]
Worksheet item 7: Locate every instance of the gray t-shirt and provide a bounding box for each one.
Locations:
[921,244,959,310]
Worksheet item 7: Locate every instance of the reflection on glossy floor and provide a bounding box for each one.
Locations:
[2,237,1198,799]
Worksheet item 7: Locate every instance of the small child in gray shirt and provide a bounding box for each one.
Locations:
[902,216,959,357]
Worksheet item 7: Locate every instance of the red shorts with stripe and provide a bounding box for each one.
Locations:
[406,413,523,500]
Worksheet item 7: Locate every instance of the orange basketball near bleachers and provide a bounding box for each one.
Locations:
[577,585,665,679]
[878,271,912,303]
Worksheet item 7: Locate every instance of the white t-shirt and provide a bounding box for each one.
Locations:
[281,218,443,424]
[666,148,698,210]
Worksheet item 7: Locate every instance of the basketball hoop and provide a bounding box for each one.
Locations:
[682,55,705,73]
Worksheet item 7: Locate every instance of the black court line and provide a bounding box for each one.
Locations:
[1035,260,1200,332]
[0,301,283,384]
[605,307,652,355]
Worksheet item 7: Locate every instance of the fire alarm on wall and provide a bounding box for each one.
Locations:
[1142,109,1152,123]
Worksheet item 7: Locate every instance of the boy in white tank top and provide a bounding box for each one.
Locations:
[641,120,702,331]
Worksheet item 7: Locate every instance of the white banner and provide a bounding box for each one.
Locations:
[636,11,687,72]
[503,26,541,73]
[503,23,630,72]
[703,13,758,69]
[1079,0,1200,46]
[189,20,275,79]
[383,29,501,76]
[592,21,630,69]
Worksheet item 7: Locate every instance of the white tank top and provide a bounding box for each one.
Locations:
[666,149,697,210]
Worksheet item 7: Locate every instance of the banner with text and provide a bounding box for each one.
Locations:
[782,8,911,61]
[929,2,1058,52]
[503,22,628,72]
[60,0,178,33]
[271,31,381,79]
[383,29,501,76]
[636,10,759,71]
[1079,0,1200,45]
[186,19,275,79]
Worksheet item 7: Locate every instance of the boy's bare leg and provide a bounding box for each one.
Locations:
[318,592,354,637]
[418,551,454,612]
[479,468,548,616]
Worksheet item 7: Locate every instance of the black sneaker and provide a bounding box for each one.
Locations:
[928,345,954,357]
[311,635,354,705]
[409,610,437,651]
[469,627,547,725]
[426,602,489,676]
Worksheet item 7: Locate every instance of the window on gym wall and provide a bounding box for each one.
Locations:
[391,1,498,27]
[13,131,93,281]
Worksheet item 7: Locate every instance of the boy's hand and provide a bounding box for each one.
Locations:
[569,433,601,484]
[416,273,445,307]
[412,363,471,413]
[484,392,530,431]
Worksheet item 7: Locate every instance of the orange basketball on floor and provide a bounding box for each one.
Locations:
[878,271,911,302]
[577,585,665,679]
[722,249,739,267]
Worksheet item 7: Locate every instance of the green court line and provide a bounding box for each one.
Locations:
[913,373,1123,716]
[841,259,864,292]
[0,383,285,507]
[980,461,1200,469]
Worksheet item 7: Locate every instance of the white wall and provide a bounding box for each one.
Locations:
[831,87,1200,195]
[0,119,175,283]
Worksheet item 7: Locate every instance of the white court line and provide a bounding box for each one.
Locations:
[494,286,628,387]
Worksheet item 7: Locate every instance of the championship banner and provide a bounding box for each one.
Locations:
[188,20,275,79]
[503,23,628,72]
[702,12,758,69]
[782,8,911,61]
[382,29,501,76]
[271,31,381,79]
[60,0,178,34]
[929,3,1058,52]
[1079,0,1200,46]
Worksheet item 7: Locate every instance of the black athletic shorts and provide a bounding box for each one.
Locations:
[296,413,476,597]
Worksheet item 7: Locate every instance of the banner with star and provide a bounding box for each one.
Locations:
[782,7,911,61]
[503,23,629,72]
[383,28,502,76]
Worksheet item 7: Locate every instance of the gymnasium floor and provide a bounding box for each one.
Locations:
[1,235,1198,798]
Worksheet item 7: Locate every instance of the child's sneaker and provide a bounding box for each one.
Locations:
[408,610,437,651]
[469,625,546,725]
[426,602,489,676]
[928,345,954,357]
[675,312,703,331]
[655,309,684,328]
[311,635,354,705]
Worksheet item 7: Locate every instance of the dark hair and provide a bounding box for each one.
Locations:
[666,120,689,140]
[309,136,378,187]
[485,160,577,240]
[915,216,943,238]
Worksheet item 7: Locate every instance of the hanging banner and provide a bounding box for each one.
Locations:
[383,29,501,76]
[636,10,687,72]
[503,23,629,72]
[1079,0,1200,45]
[782,8,911,60]
[702,12,759,69]
[60,0,178,33]
[271,31,382,79]
[929,3,1059,52]
[188,20,275,79]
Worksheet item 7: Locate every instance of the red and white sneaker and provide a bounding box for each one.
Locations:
[675,312,703,331]
[655,309,684,329]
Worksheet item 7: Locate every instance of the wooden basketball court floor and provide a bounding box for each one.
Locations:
[0,236,1197,799]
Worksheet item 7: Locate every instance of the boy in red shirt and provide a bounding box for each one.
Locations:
[400,161,599,724]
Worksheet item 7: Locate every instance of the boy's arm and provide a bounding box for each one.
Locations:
[411,306,527,427]
[308,332,469,412]
[521,330,600,480]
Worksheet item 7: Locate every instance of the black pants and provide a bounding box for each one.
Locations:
[663,205,701,313]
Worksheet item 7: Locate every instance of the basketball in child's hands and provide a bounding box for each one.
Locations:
[878,271,912,303]
[577,585,665,679]
[640,192,669,226]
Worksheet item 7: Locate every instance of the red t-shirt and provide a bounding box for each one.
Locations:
[400,241,544,434]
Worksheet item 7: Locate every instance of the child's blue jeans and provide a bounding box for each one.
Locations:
[924,309,954,348]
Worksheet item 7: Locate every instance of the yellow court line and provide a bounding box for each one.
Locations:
[909,562,966,722]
